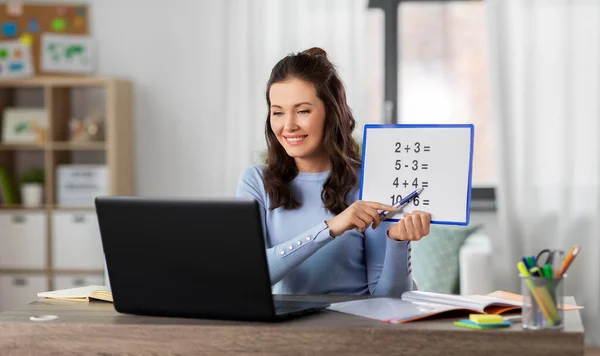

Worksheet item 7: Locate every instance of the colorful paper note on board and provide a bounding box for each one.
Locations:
[51,17,66,32]
[7,2,23,17]
[19,33,32,46]
[73,16,85,29]
[2,21,17,37]
[27,16,40,32]
[0,40,33,78]
[41,33,93,73]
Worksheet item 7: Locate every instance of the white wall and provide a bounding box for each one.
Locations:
[29,0,231,197]
[92,0,231,197]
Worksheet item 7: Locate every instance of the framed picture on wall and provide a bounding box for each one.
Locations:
[41,34,94,74]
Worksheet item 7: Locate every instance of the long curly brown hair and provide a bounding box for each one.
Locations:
[263,47,361,215]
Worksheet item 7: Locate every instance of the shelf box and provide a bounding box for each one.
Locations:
[56,164,108,206]
[52,211,104,270]
[0,274,47,312]
[0,211,46,269]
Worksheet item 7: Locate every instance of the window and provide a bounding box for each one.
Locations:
[365,1,495,187]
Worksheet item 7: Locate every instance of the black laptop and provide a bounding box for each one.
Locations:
[94,196,329,321]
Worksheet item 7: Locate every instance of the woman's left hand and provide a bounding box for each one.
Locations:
[387,210,432,241]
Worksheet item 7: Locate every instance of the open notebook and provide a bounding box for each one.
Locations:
[328,290,581,324]
[37,285,113,303]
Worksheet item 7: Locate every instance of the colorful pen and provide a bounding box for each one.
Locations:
[379,187,424,221]
[526,256,536,269]
[542,264,553,279]
[556,245,581,277]
[529,266,542,277]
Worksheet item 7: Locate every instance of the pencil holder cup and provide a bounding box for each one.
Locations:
[520,274,565,330]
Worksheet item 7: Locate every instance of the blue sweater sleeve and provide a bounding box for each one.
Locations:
[236,166,334,285]
[364,222,413,296]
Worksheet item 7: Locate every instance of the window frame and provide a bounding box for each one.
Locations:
[368,0,494,212]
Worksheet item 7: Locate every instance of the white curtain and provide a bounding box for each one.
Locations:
[486,0,600,345]
[220,0,370,196]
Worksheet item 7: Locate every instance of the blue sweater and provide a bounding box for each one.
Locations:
[236,165,413,296]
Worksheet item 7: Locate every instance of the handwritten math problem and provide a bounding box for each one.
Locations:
[390,141,431,206]
[360,124,474,225]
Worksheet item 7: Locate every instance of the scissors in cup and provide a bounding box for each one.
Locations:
[535,249,564,278]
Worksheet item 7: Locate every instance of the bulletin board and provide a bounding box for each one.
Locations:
[0,3,89,76]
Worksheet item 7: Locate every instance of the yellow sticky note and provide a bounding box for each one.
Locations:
[469,314,503,325]
[19,33,32,46]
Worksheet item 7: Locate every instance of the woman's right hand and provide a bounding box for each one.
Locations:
[325,201,397,237]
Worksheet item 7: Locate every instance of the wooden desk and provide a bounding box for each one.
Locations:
[0,295,584,356]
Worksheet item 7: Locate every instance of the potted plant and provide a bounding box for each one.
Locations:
[20,168,44,207]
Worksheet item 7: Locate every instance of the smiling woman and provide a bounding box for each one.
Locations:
[236,47,432,296]
[268,80,328,173]
[263,47,359,215]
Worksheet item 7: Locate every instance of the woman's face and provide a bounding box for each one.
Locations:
[269,78,327,162]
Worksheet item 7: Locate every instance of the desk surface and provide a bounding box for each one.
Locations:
[0,295,585,356]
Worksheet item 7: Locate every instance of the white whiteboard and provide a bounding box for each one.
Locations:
[359,124,474,225]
